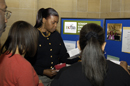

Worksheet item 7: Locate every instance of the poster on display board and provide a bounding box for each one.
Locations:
[122,27,130,53]
[61,18,104,41]
[63,20,101,35]
[106,23,122,41]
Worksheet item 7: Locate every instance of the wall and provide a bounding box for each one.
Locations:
[1,0,130,45]
[37,0,130,32]
[1,0,37,44]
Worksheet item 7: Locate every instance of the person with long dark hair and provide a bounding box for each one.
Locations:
[0,21,44,86]
[26,8,80,86]
[51,23,130,86]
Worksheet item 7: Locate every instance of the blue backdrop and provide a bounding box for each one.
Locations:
[105,18,130,65]
[60,18,130,65]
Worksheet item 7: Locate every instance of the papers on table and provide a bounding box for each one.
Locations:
[63,40,81,59]
[63,40,76,51]
[67,48,81,59]
[107,55,120,65]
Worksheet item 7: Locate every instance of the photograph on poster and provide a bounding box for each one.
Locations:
[107,23,122,41]
[64,22,77,34]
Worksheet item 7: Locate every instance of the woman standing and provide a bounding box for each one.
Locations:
[27,8,80,86]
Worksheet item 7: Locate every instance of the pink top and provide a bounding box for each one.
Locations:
[108,35,115,40]
[0,53,44,86]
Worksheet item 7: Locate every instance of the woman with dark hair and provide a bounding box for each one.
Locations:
[51,23,130,86]
[0,21,44,86]
[108,31,115,40]
[26,8,80,86]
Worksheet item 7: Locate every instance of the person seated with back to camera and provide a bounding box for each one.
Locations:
[0,21,44,86]
[50,23,130,86]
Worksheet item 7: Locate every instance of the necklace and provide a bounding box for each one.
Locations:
[38,28,51,37]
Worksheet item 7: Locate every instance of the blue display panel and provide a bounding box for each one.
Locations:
[105,18,130,65]
[61,18,130,65]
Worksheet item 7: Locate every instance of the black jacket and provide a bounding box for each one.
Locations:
[25,31,79,76]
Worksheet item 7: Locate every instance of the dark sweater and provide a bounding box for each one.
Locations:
[51,60,130,86]
[26,31,79,76]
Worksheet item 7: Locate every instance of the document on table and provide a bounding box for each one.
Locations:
[67,48,81,59]
[107,55,120,65]
[63,40,76,51]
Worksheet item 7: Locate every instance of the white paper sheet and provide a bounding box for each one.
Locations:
[63,40,76,51]
[67,48,81,59]
[122,27,130,53]
[107,55,120,65]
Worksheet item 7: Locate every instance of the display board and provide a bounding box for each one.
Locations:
[61,18,130,65]
[105,18,130,65]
